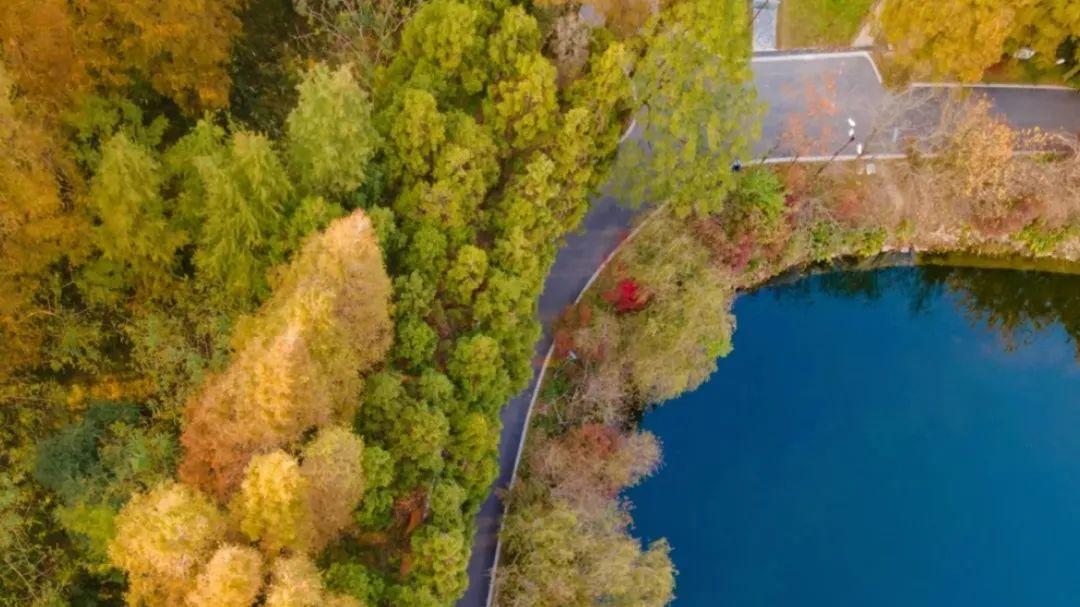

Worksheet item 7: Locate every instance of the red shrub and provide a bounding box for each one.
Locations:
[602,278,648,313]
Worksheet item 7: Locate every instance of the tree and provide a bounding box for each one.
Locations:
[384,0,487,100]
[409,526,469,602]
[292,0,412,74]
[71,0,246,111]
[300,426,366,551]
[387,88,446,181]
[571,211,736,405]
[497,499,674,607]
[191,130,292,302]
[881,0,1080,81]
[325,559,384,604]
[108,482,225,607]
[85,133,182,298]
[230,450,315,554]
[880,0,1018,81]
[616,0,760,217]
[0,62,87,379]
[487,7,541,77]
[264,555,325,607]
[549,13,591,87]
[185,545,264,607]
[532,0,655,38]
[264,555,360,607]
[527,426,660,511]
[0,0,88,114]
[180,210,392,499]
[286,64,379,197]
[483,52,558,153]
[447,334,511,412]
[445,245,488,305]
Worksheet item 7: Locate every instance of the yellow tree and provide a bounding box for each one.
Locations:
[0,63,88,379]
[179,210,393,499]
[263,555,362,607]
[300,426,366,552]
[185,545,265,607]
[0,0,88,114]
[1014,0,1080,70]
[230,451,315,554]
[108,482,226,607]
[881,0,1016,81]
[71,0,246,111]
[881,0,1080,81]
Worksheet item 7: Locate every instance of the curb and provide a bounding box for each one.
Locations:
[910,82,1077,92]
[484,206,666,607]
[751,50,884,84]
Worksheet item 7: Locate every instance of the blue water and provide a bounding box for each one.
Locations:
[625,267,1080,606]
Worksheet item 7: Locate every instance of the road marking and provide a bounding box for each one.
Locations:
[760,152,906,163]
[485,208,666,607]
[752,50,884,84]
[618,118,639,144]
[910,82,1076,92]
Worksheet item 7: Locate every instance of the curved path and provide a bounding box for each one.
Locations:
[459,50,1080,607]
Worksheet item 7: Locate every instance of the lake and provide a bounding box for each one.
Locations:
[625,266,1080,606]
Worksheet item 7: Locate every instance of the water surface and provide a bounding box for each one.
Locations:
[627,266,1080,606]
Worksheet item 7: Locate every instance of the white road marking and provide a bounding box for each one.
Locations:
[910,82,1076,92]
[752,50,884,84]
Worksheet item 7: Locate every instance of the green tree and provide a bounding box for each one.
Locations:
[85,133,181,298]
[483,52,558,153]
[447,334,511,411]
[387,89,446,181]
[190,130,292,302]
[384,0,487,100]
[286,64,379,197]
[445,245,489,305]
[617,0,760,217]
[410,526,469,602]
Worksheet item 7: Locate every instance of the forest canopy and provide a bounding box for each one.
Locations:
[0,0,759,604]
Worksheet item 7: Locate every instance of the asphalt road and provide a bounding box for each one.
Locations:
[459,51,1080,607]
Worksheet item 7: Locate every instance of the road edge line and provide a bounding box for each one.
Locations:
[910,82,1076,92]
[752,50,884,84]
[484,206,666,607]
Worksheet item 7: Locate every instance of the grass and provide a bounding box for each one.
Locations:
[777,0,876,49]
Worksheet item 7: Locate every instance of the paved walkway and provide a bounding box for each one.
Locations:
[752,0,781,51]
[459,51,1080,607]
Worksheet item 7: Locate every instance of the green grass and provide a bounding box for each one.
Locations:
[777,0,876,49]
